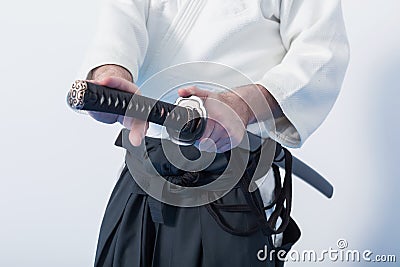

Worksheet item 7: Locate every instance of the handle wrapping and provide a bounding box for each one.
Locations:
[67,80,206,143]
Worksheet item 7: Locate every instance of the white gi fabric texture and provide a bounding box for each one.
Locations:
[81,0,349,148]
[80,0,349,245]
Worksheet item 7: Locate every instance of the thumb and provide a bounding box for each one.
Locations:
[178,86,210,98]
[92,76,139,94]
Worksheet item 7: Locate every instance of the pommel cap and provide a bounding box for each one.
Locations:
[67,80,88,110]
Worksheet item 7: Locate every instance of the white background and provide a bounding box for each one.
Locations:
[0,0,399,266]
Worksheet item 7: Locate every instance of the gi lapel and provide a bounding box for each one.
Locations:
[142,0,207,77]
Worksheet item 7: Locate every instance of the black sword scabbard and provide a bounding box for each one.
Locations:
[67,80,206,143]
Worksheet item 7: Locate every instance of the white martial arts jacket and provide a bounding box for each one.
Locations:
[81,0,349,149]
[80,0,349,244]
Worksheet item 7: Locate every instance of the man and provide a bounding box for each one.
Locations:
[79,0,349,266]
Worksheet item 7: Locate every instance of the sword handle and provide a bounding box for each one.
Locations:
[67,80,206,143]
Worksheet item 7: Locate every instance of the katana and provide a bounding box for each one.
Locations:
[275,155,333,198]
[67,80,207,143]
[67,80,334,198]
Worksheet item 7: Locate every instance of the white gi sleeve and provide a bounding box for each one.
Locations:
[256,0,350,148]
[79,0,149,82]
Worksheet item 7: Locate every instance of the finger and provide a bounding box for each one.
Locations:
[200,119,215,141]
[196,121,215,152]
[178,86,210,98]
[129,119,148,146]
[217,143,232,153]
[216,135,231,149]
[96,76,139,94]
[215,136,232,153]
[209,123,229,145]
[117,115,134,128]
[230,131,245,149]
[199,120,217,152]
[198,138,217,153]
[201,123,226,152]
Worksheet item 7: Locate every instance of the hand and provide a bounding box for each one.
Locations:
[87,65,148,146]
[178,86,252,153]
[90,77,149,146]
[87,64,133,124]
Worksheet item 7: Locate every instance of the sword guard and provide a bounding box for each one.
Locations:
[167,96,207,145]
[174,96,207,118]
